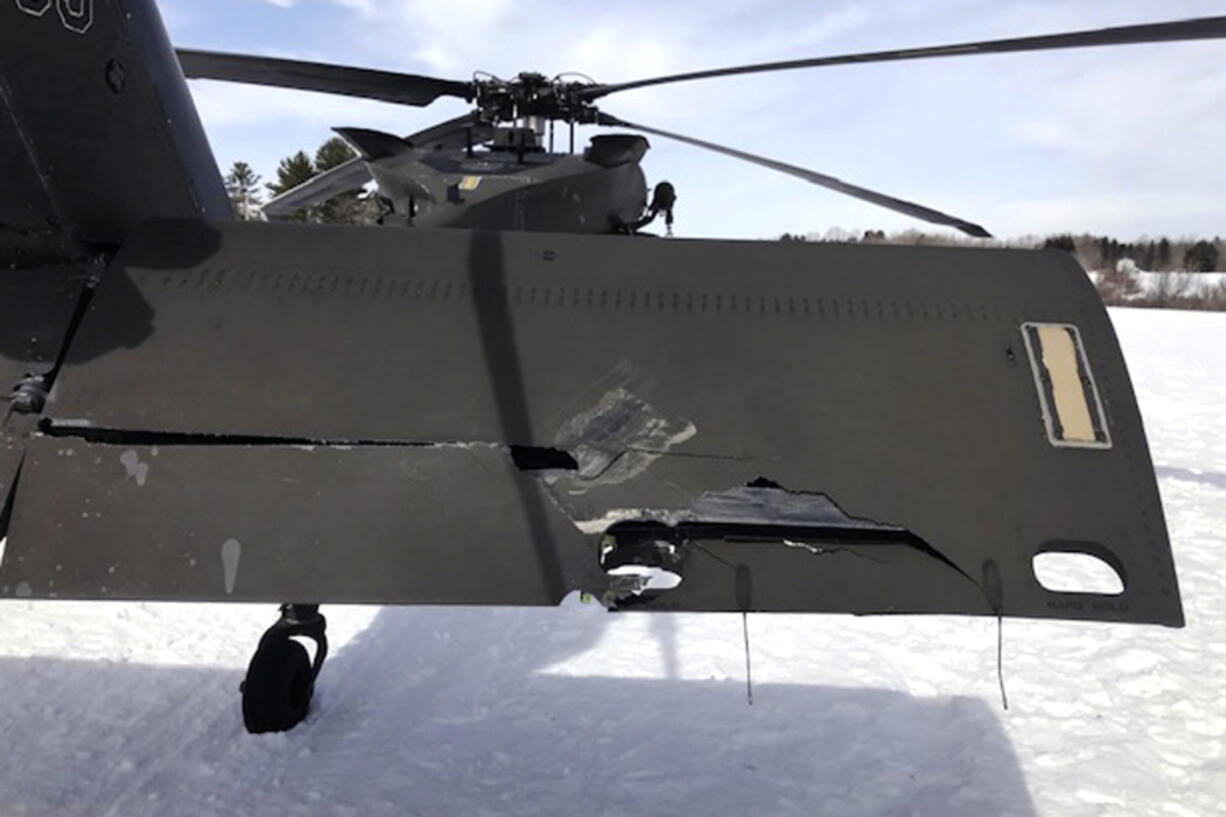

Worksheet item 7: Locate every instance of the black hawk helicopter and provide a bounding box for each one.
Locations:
[178,44,996,237]
[2,1,1218,733]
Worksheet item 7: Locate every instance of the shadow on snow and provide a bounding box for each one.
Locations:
[0,605,1036,817]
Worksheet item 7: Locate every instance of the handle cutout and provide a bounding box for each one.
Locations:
[1033,551,1124,595]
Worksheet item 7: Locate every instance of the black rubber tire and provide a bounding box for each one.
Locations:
[241,638,314,734]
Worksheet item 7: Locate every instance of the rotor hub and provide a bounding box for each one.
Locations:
[472,72,599,126]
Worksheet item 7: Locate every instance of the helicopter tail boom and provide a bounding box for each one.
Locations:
[0,0,230,256]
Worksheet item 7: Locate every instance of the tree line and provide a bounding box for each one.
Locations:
[1041,234,1220,274]
[780,228,1222,273]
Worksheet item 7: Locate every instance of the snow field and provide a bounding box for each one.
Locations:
[0,307,1222,816]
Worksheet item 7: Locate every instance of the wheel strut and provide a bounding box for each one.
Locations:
[240,603,328,734]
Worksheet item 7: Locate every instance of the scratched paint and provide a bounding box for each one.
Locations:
[571,484,900,536]
[221,539,241,595]
[554,388,696,485]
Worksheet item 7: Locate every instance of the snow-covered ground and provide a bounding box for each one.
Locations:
[1088,262,1226,303]
[1,308,1223,817]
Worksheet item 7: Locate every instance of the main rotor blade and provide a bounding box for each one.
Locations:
[598,113,990,238]
[177,49,473,107]
[582,16,1226,100]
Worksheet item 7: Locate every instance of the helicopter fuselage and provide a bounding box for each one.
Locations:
[365,133,650,234]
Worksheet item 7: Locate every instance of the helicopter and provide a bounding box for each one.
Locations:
[1,1,1217,734]
[176,45,1001,237]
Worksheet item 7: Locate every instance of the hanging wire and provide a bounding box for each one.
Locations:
[997,615,1010,711]
[742,611,754,706]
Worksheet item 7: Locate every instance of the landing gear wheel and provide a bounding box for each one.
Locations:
[240,604,328,734]
[241,637,313,733]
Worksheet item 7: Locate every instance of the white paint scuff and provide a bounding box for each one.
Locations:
[220,539,241,596]
[118,449,149,487]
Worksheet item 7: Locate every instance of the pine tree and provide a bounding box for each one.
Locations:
[265,150,317,221]
[315,136,356,172]
[1043,234,1075,252]
[313,137,368,225]
[1184,240,1219,273]
[224,161,262,220]
[267,150,316,195]
[1157,238,1171,270]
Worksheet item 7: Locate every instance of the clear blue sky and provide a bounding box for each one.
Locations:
[162,0,1226,240]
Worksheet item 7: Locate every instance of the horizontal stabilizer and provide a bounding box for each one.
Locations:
[333,127,413,161]
[263,157,372,220]
[0,220,1181,626]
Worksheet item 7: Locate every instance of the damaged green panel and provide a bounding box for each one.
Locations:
[5,220,1181,626]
